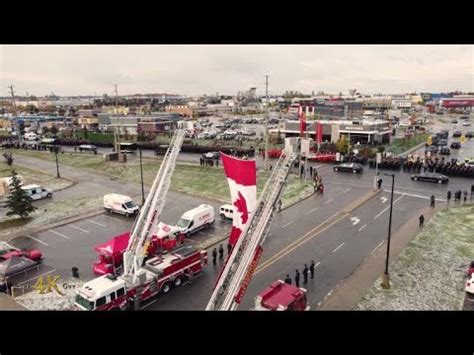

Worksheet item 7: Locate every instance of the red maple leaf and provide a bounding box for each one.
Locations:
[233,191,249,225]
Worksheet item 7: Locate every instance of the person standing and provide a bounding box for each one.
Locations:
[284,275,292,285]
[302,264,309,285]
[278,199,282,212]
[212,247,217,266]
[419,214,425,228]
[309,165,313,178]
[294,269,300,288]
[463,190,468,203]
[227,242,232,256]
[377,178,383,190]
[218,244,224,260]
[471,184,474,199]
[447,190,452,204]
[430,195,435,208]
[309,260,315,279]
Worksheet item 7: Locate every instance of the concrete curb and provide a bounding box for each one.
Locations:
[3,209,105,242]
[319,204,444,310]
[341,189,381,214]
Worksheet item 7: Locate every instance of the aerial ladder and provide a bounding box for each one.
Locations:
[206,148,299,310]
[121,123,185,286]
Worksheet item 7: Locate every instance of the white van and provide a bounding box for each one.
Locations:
[103,193,139,217]
[176,204,215,237]
[21,184,53,200]
[24,132,38,141]
[219,204,234,220]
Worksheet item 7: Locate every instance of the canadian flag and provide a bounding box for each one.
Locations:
[221,153,257,247]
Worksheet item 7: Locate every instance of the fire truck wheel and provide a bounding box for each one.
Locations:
[162,282,171,293]
[174,277,182,287]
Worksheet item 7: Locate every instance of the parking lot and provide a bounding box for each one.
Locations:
[7,206,232,290]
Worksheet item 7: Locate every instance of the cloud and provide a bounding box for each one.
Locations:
[0,45,472,96]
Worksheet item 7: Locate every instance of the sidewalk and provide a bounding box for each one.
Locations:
[320,203,443,310]
[0,293,26,310]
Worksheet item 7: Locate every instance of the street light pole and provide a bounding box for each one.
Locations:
[381,173,395,289]
[54,147,60,179]
[139,147,145,205]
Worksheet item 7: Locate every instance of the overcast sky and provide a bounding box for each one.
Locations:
[1,45,473,97]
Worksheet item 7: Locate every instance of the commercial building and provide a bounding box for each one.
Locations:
[271,118,392,144]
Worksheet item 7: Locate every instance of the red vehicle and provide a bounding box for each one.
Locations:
[253,280,310,311]
[308,152,336,162]
[92,223,185,275]
[267,148,283,159]
[75,245,207,311]
[0,248,42,262]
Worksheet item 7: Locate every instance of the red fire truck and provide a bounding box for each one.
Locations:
[92,223,185,275]
[253,280,310,311]
[75,245,207,311]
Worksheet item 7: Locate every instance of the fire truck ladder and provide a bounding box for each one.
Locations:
[206,150,298,310]
[122,124,185,285]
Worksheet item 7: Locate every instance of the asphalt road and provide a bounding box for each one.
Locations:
[3,118,474,310]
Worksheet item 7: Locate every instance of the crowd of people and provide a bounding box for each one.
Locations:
[369,154,474,178]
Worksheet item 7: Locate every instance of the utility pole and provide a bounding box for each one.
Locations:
[114,84,120,152]
[264,75,270,171]
[381,173,395,289]
[26,91,29,107]
[9,84,23,145]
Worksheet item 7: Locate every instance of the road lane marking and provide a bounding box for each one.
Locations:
[386,189,446,201]
[332,242,345,253]
[26,235,49,246]
[85,219,106,227]
[106,216,125,223]
[255,211,344,274]
[358,224,367,232]
[324,198,333,205]
[371,241,384,255]
[350,217,360,226]
[68,224,90,233]
[16,269,57,286]
[341,188,352,194]
[374,194,405,219]
[282,221,294,229]
[49,230,71,240]
[305,207,318,215]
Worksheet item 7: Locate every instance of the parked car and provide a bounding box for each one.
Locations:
[462,122,471,126]
[453,131,462,137]
[436,139,448,147]
[203,151,220,160]
[451,119,458,124]
[460,116,470,120]
[219,204,234,220]
[450,142,461,149]
[411,172,449,184]
[21,184,53,200]
[79,144,98,153]
[466,132,474,138]
[438,146,451,155]
[103,193,139,217]
[333,163,363,174]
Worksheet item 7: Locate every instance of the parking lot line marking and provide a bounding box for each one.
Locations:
[49,230,71,240]
[85,219,106,227]
[282,221,294,229]
[68,224,89,233]
[374,194,405,219]
[106,216,125,223]
[26,235,49,246]
[332,242,345,253]
[305,207,318,215]
[324,198,333,205]
[17,269,57,286]
[358,224,367,232]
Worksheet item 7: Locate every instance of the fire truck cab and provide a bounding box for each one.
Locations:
[253,280,310,311]
[76,246,208,311]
